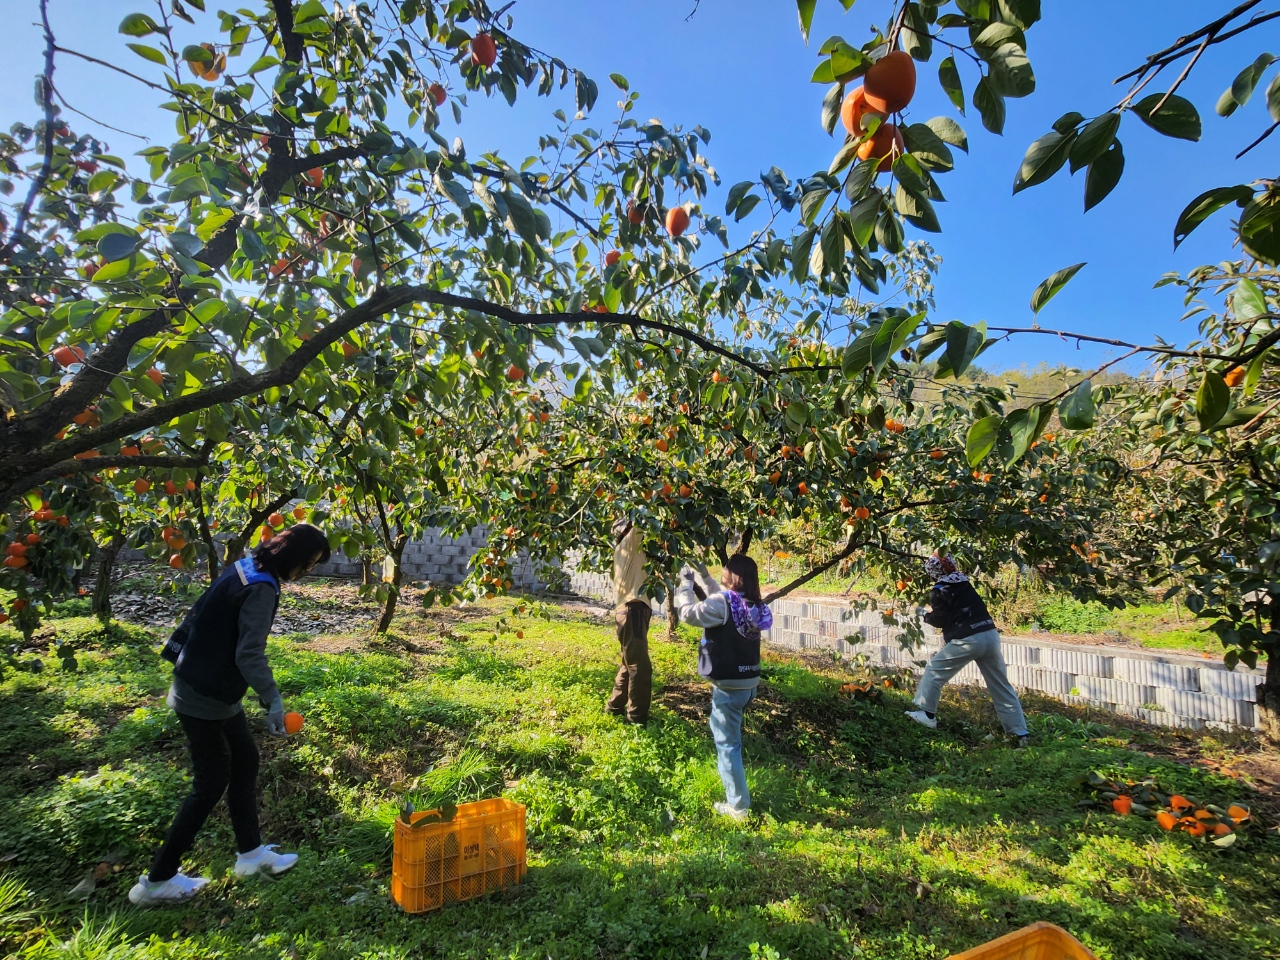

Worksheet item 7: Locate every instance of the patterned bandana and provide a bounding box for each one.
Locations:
[725,589,773,640]
[924,554,969,584]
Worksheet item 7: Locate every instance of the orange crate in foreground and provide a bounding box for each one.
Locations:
[949,922,1098,960]
[391,798,526,913]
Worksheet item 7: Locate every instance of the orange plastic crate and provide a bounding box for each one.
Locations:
[391,798,526,913]
[949,922,1098,960]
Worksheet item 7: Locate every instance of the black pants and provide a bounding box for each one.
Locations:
[606,601,653,723]
[149,710,261,882]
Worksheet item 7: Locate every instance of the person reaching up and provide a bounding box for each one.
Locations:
[675,554,773,821]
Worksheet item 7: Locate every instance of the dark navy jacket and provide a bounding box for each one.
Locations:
[164,558,280,704]
[924,579,996,642]
[698,618,762,682]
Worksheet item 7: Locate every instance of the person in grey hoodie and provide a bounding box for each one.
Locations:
[129,523,331,906]
[674,553,773,820]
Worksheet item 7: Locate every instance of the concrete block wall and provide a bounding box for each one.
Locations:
[564,581,1264,733]
[312,526,548,591]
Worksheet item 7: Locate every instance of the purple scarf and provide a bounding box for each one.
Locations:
[725,589,772,640]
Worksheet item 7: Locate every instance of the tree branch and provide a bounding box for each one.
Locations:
[0,0,57,266]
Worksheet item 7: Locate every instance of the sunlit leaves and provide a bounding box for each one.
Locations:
[1030,262,1086,315]
[966,416,1000,467]
[1217,53,1276,117]
[1195,371,1230,430]
[1059,380,1095,430]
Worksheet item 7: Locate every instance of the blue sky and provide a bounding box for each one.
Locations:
[1,1,1273,372]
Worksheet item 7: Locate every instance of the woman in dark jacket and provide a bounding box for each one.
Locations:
[129,524,330,905]
[904,554,1029,746]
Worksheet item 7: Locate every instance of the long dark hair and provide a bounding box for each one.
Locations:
[253,523,330,579]
[722,553,762,604]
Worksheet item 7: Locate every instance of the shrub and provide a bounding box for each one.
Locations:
[1038,598,1113,634]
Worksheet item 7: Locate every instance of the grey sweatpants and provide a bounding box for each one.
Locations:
[912,628,1028,736]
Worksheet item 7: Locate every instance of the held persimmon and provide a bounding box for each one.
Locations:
[863,50,917,113]
[283,711,305,735]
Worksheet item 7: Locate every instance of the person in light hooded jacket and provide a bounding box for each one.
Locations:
[674,554,773,820]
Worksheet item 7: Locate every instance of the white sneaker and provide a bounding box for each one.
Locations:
[127,871,209,905]
[713,801,749,821]
[234,844,298,877]
[905,709,938,729]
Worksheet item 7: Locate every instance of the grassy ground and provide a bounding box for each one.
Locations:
[1,597,1278,960]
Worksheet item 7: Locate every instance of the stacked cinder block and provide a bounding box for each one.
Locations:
[758,597,1263,732]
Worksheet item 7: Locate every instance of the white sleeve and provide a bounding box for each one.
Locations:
[674,580,730,628]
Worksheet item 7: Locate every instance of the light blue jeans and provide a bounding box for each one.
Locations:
[709,684,756,812]
[913,628,1028,736]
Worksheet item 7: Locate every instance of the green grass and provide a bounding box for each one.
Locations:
[1,600,1278,960]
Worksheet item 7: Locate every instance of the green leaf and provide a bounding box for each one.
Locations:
[119,13,162,36]
[1059,380,1095,430]
[925,116,968,152]
[1013,130,1073,193]
[97,230,144,262]
[126,43,168,66]
[1069,113,1120,172]
[799,184,832,226]
[1195,371,1230,430]
[1240,191,1280,265]
[1217,53,1275,116]
[821,83,844,136]
[1173,185,1253,248]
[1030,262,1086,315]
[1084,139,1124,212]
[1212,404,1266,430]
[1002,407,1038,466]
[786,400,810,428]
[1268,71,1280,122]
[1245,345,1269,396]
[1232,277,1267,321]
[797,0,817,43]
[938,56,965,115]
[246,55,280,76]
[872,312,923,373]
[1052,111,1086,134]
[902,123,954,171]
[945,320,985,378]
[1132,93,1201,141]
[987,43,1036,98]
[895,184,941,232]
[180,44,213,64]
[966,416,1001,467]
[829,137,862,176]
[609,73,630,91]
[725,180,754,215]
[791,226,817,281]
[973,76,1006,134]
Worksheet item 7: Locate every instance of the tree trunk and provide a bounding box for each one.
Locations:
[375,535,408,633]
[91,532,126,621]
[1257,603,1280,744]
[665,590,678,643]
[190,475,220,580]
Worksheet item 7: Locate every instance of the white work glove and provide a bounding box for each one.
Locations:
[266,697,287,737]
